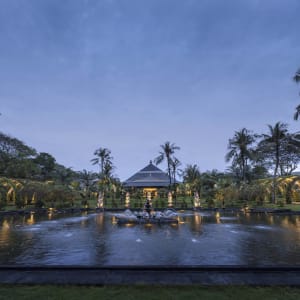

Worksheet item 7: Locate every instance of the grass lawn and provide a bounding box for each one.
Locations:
[0,285,300,300]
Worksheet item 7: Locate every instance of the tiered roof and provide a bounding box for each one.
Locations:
[123,161,174,188]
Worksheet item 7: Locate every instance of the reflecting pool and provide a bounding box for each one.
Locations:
[1,210,300,266]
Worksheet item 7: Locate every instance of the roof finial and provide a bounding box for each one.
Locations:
[150,160,152,164]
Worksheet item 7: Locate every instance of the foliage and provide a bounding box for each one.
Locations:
[0,132,78,184]
[183,164,201,195]
[0,177,80,209]
[225,128,256,183]
[293,67,300,120]
[154,141,180,190]
[1,285,300,300]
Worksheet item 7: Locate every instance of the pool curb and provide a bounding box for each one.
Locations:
[1,265,300,285]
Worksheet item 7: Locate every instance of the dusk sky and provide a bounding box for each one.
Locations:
[1,0,300,180]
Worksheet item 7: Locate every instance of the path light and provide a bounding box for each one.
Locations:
[125,192,130,208]
[193,192,200,209]
[168,191,173,207]
[97,192,104,209]
[147,191,151,202]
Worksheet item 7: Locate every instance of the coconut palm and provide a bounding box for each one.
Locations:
[183,164,201,195]
[91,148,112,178]
[169,157,182,203]
[78,169,98,199]
[154,142,180,190]
[258,122,289,202]
[293,68,300,120]
[170,157,182,189]
[225,128,256,183]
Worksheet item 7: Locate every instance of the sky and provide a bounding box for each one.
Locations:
[0,0,300,180]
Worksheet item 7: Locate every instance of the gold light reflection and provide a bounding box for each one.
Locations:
[216,211,221,224]
[1,220,11,246]
[48,208,55,220]
[2,219,10,230]
[268,215,274,225]
[96,213,104,226]
[27,212,35,225]
[280,216,300,233]
[111,216,118,224]
[194,214,202,226]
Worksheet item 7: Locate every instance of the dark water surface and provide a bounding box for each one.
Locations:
[1,211,300,266]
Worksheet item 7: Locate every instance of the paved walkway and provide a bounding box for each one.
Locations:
[1,266,300,285]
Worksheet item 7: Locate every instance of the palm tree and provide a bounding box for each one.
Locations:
[170,157,182,203]
[91,148,112,178]
[154,142,180,190]
[78,169,97,199]
[183,164,201,195]
[294,68,300,83]
[225,128,256,183]
[258,122,289,203]
[293,68,300,120]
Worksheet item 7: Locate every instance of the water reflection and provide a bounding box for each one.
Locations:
[1,211,300,266]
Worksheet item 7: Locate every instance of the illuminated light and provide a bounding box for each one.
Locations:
[125,223,134,227]
[168,191,173,207]
[193,192,201,208]
[125,192,130,208]
[97,192,104,208]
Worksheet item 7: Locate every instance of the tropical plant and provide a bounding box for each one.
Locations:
[0,132,37,178]
[91,148,112,176]
[293,68,300,120]
[183,164,201,195]
[78,169,98,199]
[34,152,56,180]
[225,128,256,183]
[257,122,300,202]
[170,157,182,193]
[154,142,180,190]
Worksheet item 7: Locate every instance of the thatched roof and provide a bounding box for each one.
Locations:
[123,161,174,188]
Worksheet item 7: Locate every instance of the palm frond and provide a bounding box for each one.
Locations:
[293,69,300,83]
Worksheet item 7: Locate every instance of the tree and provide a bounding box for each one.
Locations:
[183,164,201,196]
[78,169,98,199]
[0,132,37,178]
[225,128,256,183]
[257,122,300,202]
[169,157,182,203]
[34,152,56,180]
[91,148,112,178]
[278,133,300,175]
[293,68,300,120]
[154,142,180,190]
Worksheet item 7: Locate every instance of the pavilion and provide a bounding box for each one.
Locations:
[123,161,176,198]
